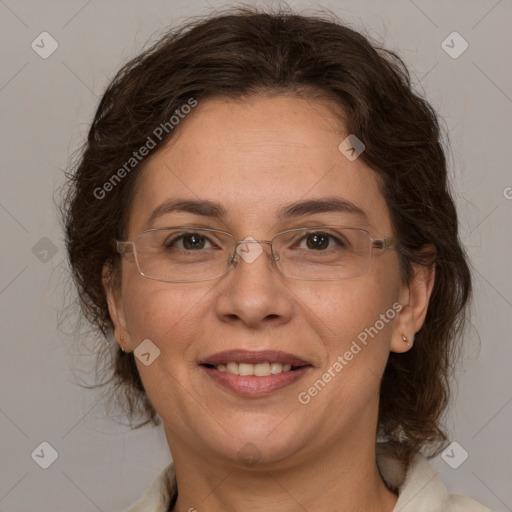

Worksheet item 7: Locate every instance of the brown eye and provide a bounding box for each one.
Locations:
[297,232,347,251]
[305,233,330,250]
[165,233,212,250]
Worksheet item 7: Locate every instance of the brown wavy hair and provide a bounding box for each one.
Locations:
[61,7,471,467]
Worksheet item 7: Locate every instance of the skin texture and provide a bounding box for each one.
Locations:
[104,95,435,512]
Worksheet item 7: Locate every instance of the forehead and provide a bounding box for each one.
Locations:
[127,95,392,237]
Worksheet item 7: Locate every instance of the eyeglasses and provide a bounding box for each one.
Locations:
[115,226,394,283]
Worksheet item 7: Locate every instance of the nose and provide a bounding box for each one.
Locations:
[232,238,275,264]
[214,239,293,329]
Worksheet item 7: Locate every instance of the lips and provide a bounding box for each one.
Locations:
[198,349,313,396]
[198,349,311,367]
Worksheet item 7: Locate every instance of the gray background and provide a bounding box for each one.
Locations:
[0,0,511,510]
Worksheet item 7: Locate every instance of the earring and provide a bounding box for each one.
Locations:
[119,334,126,353]
[402,334,412,348]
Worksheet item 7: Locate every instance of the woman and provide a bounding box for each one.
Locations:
[62,8,492,512]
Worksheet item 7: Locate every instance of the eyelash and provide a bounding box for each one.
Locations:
[164,231,347,251]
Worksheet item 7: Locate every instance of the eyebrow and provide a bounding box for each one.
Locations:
[144,196,367,228]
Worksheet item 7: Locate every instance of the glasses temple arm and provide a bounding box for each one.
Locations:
[116,240,135,254]
[372,237,394,251]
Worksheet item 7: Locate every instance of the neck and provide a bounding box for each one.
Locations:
[169,434,397,512]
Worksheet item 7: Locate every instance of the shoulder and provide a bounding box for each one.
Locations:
[376,442,493,512]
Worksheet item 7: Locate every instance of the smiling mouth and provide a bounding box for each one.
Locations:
[201,362,310,377]
[198,349,313,395]
[200,363,312,396]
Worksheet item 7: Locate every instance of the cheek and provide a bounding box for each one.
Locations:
[298,262,402,385]
[304,277,399,341]
[121,270,210,355]
[290,276,401,430]
[121,279,214,413]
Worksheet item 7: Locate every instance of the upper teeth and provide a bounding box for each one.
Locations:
[215,362,293,376]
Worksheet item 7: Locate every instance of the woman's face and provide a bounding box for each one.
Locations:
[106,94,425,468]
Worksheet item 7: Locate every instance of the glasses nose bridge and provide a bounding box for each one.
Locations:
[236,238,273,246]
[230,238,279,268]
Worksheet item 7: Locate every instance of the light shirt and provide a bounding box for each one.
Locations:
[126,443,493,512]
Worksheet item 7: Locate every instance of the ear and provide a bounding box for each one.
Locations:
[390,246,436,353]
[102,261,132,352]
